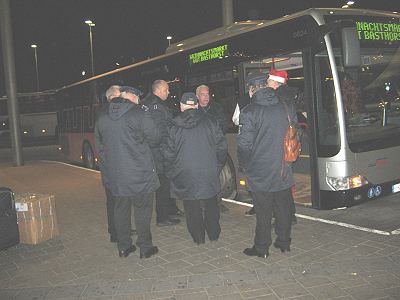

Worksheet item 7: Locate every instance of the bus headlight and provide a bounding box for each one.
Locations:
[327,175,368,191]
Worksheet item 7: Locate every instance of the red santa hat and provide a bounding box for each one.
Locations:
[268,69,288,84]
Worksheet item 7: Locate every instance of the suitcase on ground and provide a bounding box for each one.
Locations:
[0,187,20,250]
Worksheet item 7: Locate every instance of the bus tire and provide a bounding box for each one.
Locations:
[219,155,237,200]
[83,142,95,169]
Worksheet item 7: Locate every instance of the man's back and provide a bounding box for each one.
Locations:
[238,87,294,192]
[95,98,160,196]
[163,109,227,200]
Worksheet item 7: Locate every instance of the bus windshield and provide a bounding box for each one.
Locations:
[341,46,400,152]
[324,14,400,152]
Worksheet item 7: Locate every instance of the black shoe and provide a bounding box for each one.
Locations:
[273,241,291,253]
[140,246,158,259]
[219,203,229,212]
[292,215,297,225]
[243,246,268,258]
[245,207,255,216]
[169,208,185,218]
[194,238,205,245]
[157,218,180,227]
[118,245,136,258]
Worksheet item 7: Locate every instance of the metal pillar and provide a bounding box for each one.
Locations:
[89,25,95,76]
[0,0,24,166]
[33,46,39,91]
[222,0,234,26]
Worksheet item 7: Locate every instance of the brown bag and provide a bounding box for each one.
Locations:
[282,101,301,162]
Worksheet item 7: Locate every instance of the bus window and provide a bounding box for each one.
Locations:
[76,107,82,131]
[341,48,400,152]
[62,110,67,131]
[83,106,89,131]
[67,109,73,130]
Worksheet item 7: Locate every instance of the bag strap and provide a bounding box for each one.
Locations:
[281,100,292,124]
[280,101,290,179]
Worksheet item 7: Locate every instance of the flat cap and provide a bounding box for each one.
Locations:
[120,86,143,96]
[246,72,266,86]
[180,92,198,105]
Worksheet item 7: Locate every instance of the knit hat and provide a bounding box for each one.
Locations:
[268,69,288,84]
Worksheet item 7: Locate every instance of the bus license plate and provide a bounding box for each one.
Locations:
[392,183,400,193]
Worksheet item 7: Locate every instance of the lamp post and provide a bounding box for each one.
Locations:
[85,20,95,76]
[167,35,172,46]
[30,44,39,91]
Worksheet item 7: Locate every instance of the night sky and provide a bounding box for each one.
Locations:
[0,0,398,96]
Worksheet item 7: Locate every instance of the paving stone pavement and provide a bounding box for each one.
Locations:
[0,161,400,300]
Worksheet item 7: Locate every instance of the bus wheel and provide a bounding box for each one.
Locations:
[219,155,237,200]
[83,142,95,169]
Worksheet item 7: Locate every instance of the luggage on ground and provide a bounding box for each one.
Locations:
[0,187,20,250]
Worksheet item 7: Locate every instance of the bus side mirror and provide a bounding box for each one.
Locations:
[341,27,361,68]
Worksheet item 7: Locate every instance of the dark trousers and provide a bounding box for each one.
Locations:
[114,193,153,253]
[156,174,178,222]
[105,188,116,238]
[183,196,221,243]
[252,189,292,254]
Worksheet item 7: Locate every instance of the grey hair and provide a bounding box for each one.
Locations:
[195,84,209,95]
[105,85,121,101]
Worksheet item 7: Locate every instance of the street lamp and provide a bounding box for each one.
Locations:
[30,44,39,91]
[85,20,95,76]
[167,35,172,46]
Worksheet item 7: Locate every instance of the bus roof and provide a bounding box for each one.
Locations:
[166,8,398,54]
[58,7,399,92]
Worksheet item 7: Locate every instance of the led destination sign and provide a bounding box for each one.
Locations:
[189,44,228,64]
[356,21,400,42]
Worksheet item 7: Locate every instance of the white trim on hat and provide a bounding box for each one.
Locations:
[269,74,286,84]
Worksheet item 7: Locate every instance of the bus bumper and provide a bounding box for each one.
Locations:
[319,179,400,209]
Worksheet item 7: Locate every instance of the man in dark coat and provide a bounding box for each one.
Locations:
[196,84,229,134]
[196,84,230,212]
[162,92,227,244]
[244,74,299,224]
[99,85,121,243]
[238,70,297,258]
[99,85,137,243]
[141,80,182,226]
[95,85,160,259]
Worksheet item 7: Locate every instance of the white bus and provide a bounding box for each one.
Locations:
[56,8,400,209]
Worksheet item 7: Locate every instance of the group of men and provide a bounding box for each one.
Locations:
[95,80,228,258]
[95,68,297,260]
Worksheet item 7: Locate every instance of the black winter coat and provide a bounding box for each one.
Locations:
[141,93,173,174]
[95,98,160,196]
[237,87,296,192]
[162,109,227,200]
[200,101,229,134]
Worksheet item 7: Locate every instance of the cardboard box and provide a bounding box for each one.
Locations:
[15,193,59,244]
